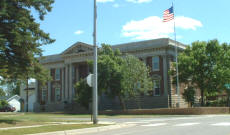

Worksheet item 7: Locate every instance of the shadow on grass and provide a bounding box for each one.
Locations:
[0,119,20,125]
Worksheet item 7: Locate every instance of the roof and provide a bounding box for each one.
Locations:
[7,95,21,102]
[111,38,186,52]
[40,38,186,64]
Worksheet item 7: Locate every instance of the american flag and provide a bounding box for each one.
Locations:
[163,6,174,22]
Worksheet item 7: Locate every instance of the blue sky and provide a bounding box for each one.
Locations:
[37,0,230,56]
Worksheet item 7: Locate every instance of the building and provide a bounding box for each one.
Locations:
[7,95,21,112]
[34,38,188,112]
[20,82,36,112]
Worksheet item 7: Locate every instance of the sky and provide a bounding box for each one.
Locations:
[36,0,230,56]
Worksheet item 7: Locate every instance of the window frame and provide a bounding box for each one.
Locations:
[55,87,61,101]
[55,68,61,81]
[153,80,160,96]
[152,56,160,71]
[41,87,47,102]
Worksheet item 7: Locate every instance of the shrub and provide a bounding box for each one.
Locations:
[0,100,9,108]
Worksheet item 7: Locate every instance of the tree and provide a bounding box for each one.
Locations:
[75,44,153,110]
[0,87,5,97]
[0,0,55,81]
[120,55,153,109]
[75,79,92,109]
[171,39,230,106]
[182,86,195,107]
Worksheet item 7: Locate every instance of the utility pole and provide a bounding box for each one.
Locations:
[92,0,98,124]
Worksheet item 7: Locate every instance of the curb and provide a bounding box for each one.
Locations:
[27,123,135,135]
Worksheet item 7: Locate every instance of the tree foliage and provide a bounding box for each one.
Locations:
[171,39,230,106]
[0,87,5,97]
[74,79,92,109]
[182,86,195,107]
[0,0,55,82]
[75,44,153,110]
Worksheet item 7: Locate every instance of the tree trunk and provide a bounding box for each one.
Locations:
[227,93,230,107]
[201,89,204,106]
[26,77,29,112]
[118,95,126,110]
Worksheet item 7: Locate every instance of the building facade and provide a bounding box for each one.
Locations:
[34,38,188,112]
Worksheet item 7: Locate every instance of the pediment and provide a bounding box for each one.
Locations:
[61,42,93,55]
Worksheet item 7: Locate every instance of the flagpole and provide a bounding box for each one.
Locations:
[172,2,180,108]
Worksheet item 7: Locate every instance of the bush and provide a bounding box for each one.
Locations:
[0,100,9,108]
[74,79,92,109]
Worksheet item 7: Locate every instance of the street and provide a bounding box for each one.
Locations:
[85,115,230,135]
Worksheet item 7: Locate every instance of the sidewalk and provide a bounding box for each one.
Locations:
[27,123,135,135]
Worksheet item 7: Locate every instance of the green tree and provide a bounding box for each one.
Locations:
[0,0,55,81]
[182,86,195,107]
[75,44,153,110]
[171,40,230,106]
[75,79,92,109]
[0,87,5,97]
[121,55,153,109]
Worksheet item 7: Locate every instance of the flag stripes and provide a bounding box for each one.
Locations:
[163,6,174,22]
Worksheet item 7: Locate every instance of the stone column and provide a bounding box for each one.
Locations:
[69,64,73,102]
[61,67,65,101]
[76,65,79,82]
[48,81,51,103]
[163,55,168,97]
[65,65,68,101]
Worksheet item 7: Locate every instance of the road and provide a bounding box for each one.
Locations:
[85,115,230,135]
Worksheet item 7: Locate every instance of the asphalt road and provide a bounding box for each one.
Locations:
[85,115,230,135]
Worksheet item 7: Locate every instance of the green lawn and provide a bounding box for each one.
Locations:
[0,124,105,135]
[0,113,89,128]
[0,112,162,128]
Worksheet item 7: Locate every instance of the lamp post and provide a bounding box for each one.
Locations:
[92,0,98,124]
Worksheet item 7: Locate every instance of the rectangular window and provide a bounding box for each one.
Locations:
[55,88,61,101]
[153,80,160,96]
[55,69,60,80]
[41,87,47,102]
[152,56,159,71]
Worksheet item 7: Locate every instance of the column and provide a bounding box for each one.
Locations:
[76,65,79,82]
[163,55,168,96]
[69,64,73,102]
[61,67,65,101]
[65,65,68,101]
[35,80,38,103]
[48,81,51,103]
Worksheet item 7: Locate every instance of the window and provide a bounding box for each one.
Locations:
[55,69,60,80]
[41,87,47,102]
[152,56,159,71]
[153,80,160,96]
[55,88,61,101]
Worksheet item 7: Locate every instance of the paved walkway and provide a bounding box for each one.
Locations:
[0,121,105,131]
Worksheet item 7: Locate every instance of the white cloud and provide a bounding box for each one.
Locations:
[113,3,120,8]
[74,30,84,35]
[126,0,152,3]
[122,16,202,40]
[97,0,114,3]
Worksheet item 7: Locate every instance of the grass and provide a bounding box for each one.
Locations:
[0,112,167,128]
[0,113,89,128]
[0,124,105,135]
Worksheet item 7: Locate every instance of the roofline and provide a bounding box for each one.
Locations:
[7,95,21,102]
[61,42,93,55]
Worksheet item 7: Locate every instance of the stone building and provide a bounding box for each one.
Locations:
[34,38,188,112]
